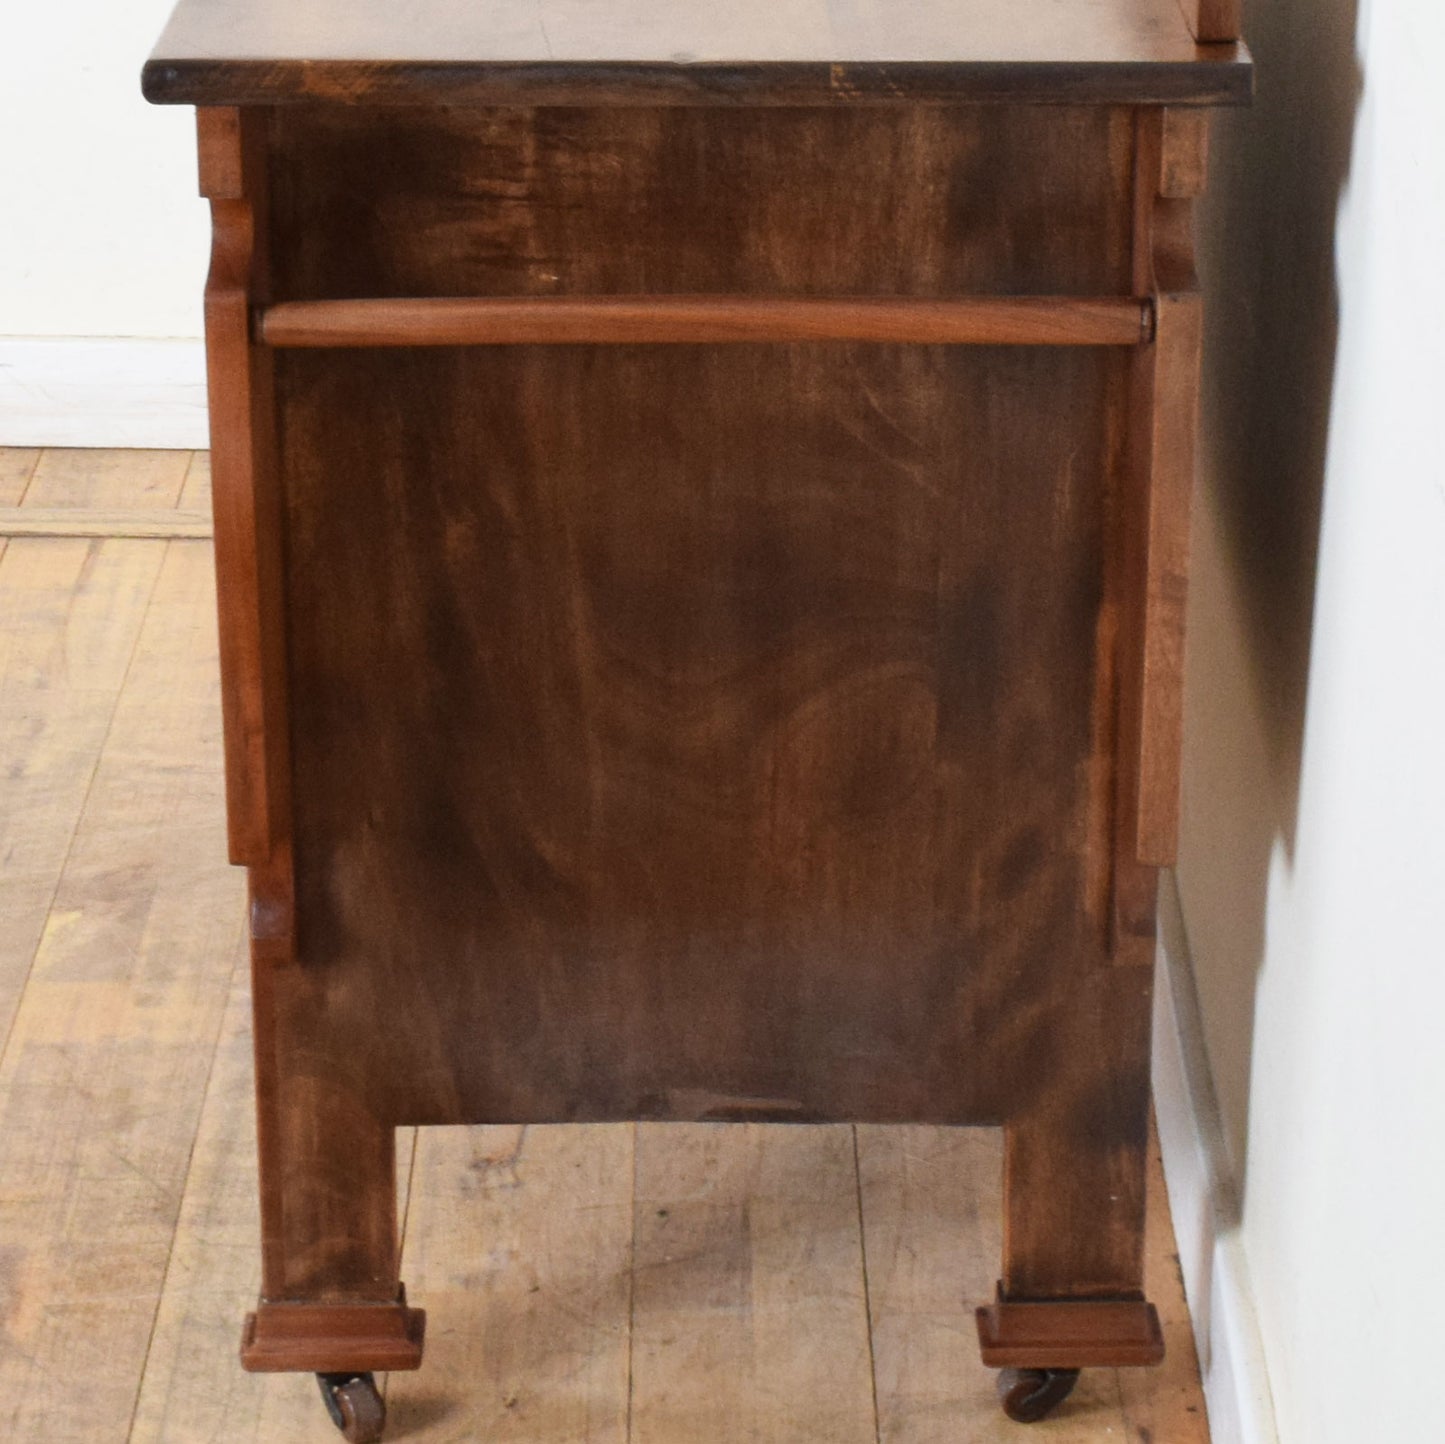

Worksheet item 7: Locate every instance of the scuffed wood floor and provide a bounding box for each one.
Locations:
[0,448,1210,1442]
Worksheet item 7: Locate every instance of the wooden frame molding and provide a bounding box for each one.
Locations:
[976,1289,1165,1370]
[198,106,294,891]
[257,294,1154,350]
[241,1292,426,1374]
[1110,105,1208,974]
[1131,110,1207,871]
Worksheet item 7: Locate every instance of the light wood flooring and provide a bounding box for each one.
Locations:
[0,448,1210,1442]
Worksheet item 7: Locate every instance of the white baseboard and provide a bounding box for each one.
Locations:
[0,336,208,449]
[1154,873,1279,1444]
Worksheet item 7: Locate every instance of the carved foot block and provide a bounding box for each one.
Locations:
[241,1289,426,1373]
[976,1287,1164,1370]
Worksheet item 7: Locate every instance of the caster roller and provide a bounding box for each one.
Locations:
[996,1367,1081,1423]
[317,1371,386,1443]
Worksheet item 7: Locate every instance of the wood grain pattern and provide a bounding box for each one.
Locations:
[0,540,242,1441]
[856,1124,1149,1442]
[1128,110,1205,871]
[2,467,1217,1437]
[278,337,1123,1128]
[999,966,1155,1298]
[127,936,320,1441]
[143,0,1251,108]
[198,108,291,877]
[22,448,190,510]
[259,295,1151,350]
[201,106,409,1353]
[178,450,213,512]
[984,102,1214,1314]
[154,45,1242,1392]
[630,1124,876,1444]
[0,538,165,1055]
[855,1126,1011,1441]
[384,1125,634,1442]
[0,447,40,505]
[266,99,1137,1140]
[266,104,1135,303]
[1116,1126,1213,1443]
[1160,109,1213,200]
[128,929,422,1439]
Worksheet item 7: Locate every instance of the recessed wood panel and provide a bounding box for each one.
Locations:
[267,105,1135,302]
[277,343,1125,1124]
[268,107,1132,1128]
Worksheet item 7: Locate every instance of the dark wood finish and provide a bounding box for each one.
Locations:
[977,1294,1165,1368]
[203,110,409,1356]
[241,1293,425,1373]
[197,109,288,872]
[259,294,1152,349]
[261,104,1136,304]
[1130,109,1206,871]
[994,105,1207,1314]
[262,102,1133,1135]
[1161,108,1213,198]
[144,0,1251,109]
[148,1,1248,1411]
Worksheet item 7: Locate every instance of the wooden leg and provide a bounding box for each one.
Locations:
[241,962,424,1374]
[977,966,1162,1394]
[1000,1104,1150,1303]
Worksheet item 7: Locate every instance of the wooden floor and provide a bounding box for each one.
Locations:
[0,447,1210,1443]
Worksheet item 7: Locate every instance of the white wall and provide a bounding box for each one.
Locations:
[0,0,208,444]
[1177,0,1445,1440]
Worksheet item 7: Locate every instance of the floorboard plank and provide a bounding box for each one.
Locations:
[858,1125,1014,1444]
[0,538,166,1054]
[1116,1127,1212,1444]
[384,1124,634,1443]
[127,943,344,1443]
[130,958,418,1441]
[0,448,40,506]
[178,453,212,514]
[629,1123,878,1444]
[24,450,191,510]
[858,1122,1198,1442]
[0,509,212,540]
[0,540,244,1442]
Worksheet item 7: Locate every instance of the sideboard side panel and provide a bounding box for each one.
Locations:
[267,106,1138,1129]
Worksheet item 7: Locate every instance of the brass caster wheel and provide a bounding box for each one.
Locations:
[996,1367,1081,1423]
[317,1371,386,1443]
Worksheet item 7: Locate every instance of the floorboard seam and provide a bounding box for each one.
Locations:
[123,911,249,1443]
[624,1121,639,1444]
[852,1125,884,1444]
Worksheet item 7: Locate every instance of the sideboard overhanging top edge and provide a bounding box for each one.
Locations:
[142,0,1251,109]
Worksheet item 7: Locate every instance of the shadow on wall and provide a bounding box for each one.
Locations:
[1177,0,1363,1183]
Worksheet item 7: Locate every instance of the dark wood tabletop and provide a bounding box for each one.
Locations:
[143,0,1251,108]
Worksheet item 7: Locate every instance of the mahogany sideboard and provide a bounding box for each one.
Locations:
[144,3,1251,1437]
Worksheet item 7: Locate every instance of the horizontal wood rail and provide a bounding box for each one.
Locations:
[257,295,1154,349]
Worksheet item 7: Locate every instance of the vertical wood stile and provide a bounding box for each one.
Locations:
[197,107,292,902]
[1112,105,1207,971]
